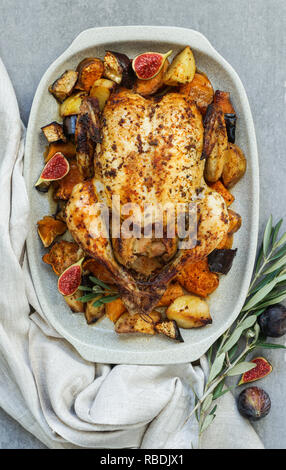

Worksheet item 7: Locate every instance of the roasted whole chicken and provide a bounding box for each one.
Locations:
[66,90,229,315]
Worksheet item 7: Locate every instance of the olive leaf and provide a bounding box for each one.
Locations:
[255,342,286,349]
[221,315,257,352]
[209,404,217,415]
[207,352,225,383]
[255,291,286,309]
[272,218,283,245]
[201,393,213,413]
[227,362,256,377]
[275,232,286,249]
[263,215,273,256]
[263,254,286,275]
[271,244,286,261]
[242,279,277,311]
[200,413,215,434]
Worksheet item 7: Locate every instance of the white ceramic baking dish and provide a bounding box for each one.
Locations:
[25,26,259,364]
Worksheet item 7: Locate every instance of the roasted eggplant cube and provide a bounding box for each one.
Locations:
[63,115,77,140]
[104,51,135,88]
[224,113,237,144]
[49,70,78,102]
[41,122,66,143]
[208,248,237,275]
[154,320,184,342]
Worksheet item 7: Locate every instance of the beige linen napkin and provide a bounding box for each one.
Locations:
[0,57,264,449]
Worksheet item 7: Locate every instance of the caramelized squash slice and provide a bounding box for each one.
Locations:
[44,141,76,163]
[179,72,214,115]
[53,159,83,200]
[134,60,169,97]
[76,58,104,91]
[37,216,66,248]
[42,240,83,276]
[105,298,126,323]
[157,282,184,307]
[176,258,219,298]
[83,259,115,285]
[208,180,235,207]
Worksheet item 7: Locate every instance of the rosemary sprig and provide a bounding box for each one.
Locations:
[187,215,286,437]
[77,276,119,308]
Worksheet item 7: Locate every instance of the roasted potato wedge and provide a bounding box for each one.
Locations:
[203,104,228,183]
[134,59,169,97]
[157,282,184,307]
[42,241,83,276]
[49,70,78,102]
[60,92,87,117]
[222,143,247,188]
[176,258,219,298]
[52,159,83,200]
[179,72,214,115]
[208,180,235,207]
[41,122,66,143]
[90,78,116,110]
[44,141,76,163]
[64,289,85,313]
[154,320,184,342]
[76,58,104,91]
[105,298,126,323]
[163,46,196,86]
[37,216,66,247]
[166,295,212,329]
[85,299,105,324]
[115,311,161,335]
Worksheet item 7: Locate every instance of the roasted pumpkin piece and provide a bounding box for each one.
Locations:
[76,58,104,91]
[176,258,219,298]
[208,180,235,207]
[105,298,126,323]
[60,92,87,117]
[134,59,169,97]
[222,143,247,188]
[82,258,115,285]
[115,311,161,335]
[213,90,235,114]
[157,282,184,307]
[203,103,228,183]
[179,72,214,115]
[44,141,76,163]
[217,233,234,250]
[42,240,84,276]
[49,70,78,102]
[64,289,85,313]
[85,299,105,324]
[163,46,196,86]
[53,159,83,200]
[37,216,66,248]
[41,122,66,143]
[166,295,212,329]
[154,320,184,342]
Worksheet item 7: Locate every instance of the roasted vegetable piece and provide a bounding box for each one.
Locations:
[176,258,219,298]
[157,282,184,307]
[75,96,101,178]
[105,298,126,323]
[104,51,134,88]
[76,58,104,91]
[224,113,237,144]
[49,70,78,102]
[134,59,169,97]
[83,259,115,285]
[115,311,161,335]
[208,248,237,274]
[163,46,196,86]
[227,209,242,235]
[179,72,214,115]
[37,216,66,248]
[214,90,235,114]
[63,115,77,140]
[60,92,87,117]
[203,103,228,183]
[53,159,83,200]
[41,122,66,143]
[90,78,116,110]
[54,201,67,222]
[42,240,84,275]
[154,320,184,342]
[166,295,212,329]
[132,50,172,80]
[222,143,247,188]
[64,289,85,313]
[85,299,105,324]
[44,141,76,163]
[208,180,235,207]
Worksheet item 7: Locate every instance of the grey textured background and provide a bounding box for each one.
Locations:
[0,0,285,449]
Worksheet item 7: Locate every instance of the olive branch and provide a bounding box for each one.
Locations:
[187,215,286,436]
[77,276,119,307]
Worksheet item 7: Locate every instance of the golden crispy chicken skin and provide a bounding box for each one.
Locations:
[66,90,229,315]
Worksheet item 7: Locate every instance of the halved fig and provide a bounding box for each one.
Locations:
[238,357,272,385]
[35,152,70,189]
[132,50,172,80]
[104,51,135,88]
[58,257,84,296]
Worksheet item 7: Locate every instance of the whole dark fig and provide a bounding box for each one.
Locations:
[258,304,286,337]
[237,387,271,420]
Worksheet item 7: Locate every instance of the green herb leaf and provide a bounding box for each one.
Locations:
[99,294,120,304]
[212,380,225,400]
[78,286,93,292]
[209,404,217,415]
[263,215,273,256]
[208,352,225,383]
[242,280,277,311]
[227,362,256,377]
[201,394,213,413]
[275,232,286,249]
[263,254,286,275]
[272,219,283,245]
[200,413,215,434]
[255,342,286,349]
[77,293,100,302]
[89,276,113,291]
